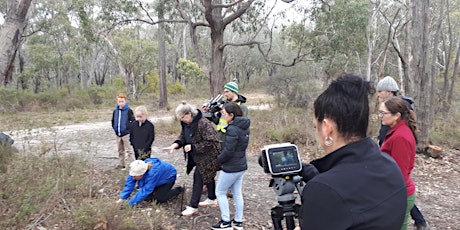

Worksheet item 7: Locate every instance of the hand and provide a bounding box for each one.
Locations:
[299,163,319,183]
[184,144,192,153]
[162,143,179,154]
[116,199,124,205]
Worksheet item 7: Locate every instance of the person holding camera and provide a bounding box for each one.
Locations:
[204,80,248,140]
[299,74,407,229]
[211,103,250,230]
[162,102,221,217]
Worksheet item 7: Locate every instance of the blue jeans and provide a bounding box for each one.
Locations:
[216,170,246,222]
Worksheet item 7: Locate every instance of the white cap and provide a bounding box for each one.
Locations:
[129,160,148,176]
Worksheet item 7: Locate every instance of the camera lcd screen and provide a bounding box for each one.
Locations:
[266,145,302,175]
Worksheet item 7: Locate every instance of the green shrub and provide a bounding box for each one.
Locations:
[167,80,185,95]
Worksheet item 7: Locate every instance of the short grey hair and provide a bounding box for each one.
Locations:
[175,101,198,117]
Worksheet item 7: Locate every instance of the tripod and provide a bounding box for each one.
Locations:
[269,176,303,230]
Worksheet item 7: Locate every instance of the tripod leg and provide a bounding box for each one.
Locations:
[271,206,284,230]
[285,215,296,230]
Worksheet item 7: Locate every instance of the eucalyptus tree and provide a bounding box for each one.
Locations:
[111,28,157,99]
[307,0,370,85]
[0,0,33,86]
[20,0,82,92]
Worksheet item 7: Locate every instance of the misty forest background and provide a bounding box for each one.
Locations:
[1,0,460,148]
[1,0,460,229]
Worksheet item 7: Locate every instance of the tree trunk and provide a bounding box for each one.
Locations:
[412,0,432,148]
[445,39,460,115]
[157,2,168,108]
[0,0,33,86]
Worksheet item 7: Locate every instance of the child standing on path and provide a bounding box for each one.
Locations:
[130,106,155,160]
[111,93,135,170]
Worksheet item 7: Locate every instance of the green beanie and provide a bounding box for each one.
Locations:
[224,81,238,94]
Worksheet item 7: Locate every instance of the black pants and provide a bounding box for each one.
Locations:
[145,181,182,204]
[189,168,216,208]
[410,204,427,225]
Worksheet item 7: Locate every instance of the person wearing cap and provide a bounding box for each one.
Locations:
[116,158,182,206]
[376,76,429,230]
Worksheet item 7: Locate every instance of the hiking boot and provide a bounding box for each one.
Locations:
[181,206,198,216]
[232,219,243,230]
[211,220,232,230]
[199,198,218,207]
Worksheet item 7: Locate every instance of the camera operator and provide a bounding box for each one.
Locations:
[204,80,248,141]
[298,74,407,229]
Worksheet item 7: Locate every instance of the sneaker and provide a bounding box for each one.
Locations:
[181,206,198,216]
[199,198,218,207]
[211,220,232,230]
[232,219,243,230]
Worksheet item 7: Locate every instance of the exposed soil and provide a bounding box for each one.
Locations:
[7,107,460,230]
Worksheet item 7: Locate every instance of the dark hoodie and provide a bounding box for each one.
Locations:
[218,116,250,173]
[112,104,135,137]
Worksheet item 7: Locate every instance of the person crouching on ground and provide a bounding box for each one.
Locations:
[212,103,250,230]
[162,102,221,216]
[116,159,182,206]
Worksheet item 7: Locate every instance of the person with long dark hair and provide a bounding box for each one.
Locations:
[211,103,250,230]
[379,96,418,230]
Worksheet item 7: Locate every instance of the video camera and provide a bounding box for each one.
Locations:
[259,143,304,230]
[202,94,226,119]
[260,143,302,176]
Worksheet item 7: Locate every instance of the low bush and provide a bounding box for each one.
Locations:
[0,153,168,229]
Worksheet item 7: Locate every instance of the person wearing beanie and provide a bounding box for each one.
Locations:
[376,77,429,230]
[116,158,182,206]
[211,80,248,140]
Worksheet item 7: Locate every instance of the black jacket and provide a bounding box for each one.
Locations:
[300,137,407,230]
[129,120,155,154]
[218,116,250,173]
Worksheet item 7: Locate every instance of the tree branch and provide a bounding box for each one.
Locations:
[212,0,243,8]
[222,0,255,26]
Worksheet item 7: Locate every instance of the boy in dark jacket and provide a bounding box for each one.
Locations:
[111,93,135,170]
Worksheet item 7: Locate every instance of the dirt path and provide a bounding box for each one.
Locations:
[8,113,460,229]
